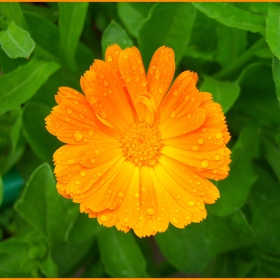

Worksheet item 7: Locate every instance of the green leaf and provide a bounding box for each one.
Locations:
[0,21,35,59]
[25,13,59,59]
[0,238,38,277]
[101,21,133,59]
[139,3,196,67]
[204,210,253,257]
[155,223,209,273]
[58,2,89,70]
[22,102,61,163]
[266,3,280,60]
[200,76,240,113]
[192,3,265,34]
[216,23,247,67]
[0,175,3,206]
[0,57,60,115]
[14,163,98,277]
[249,164,280,255]
[0,2,29,30]
[117,3,154,38]
[272,55,280,104]
[98,228,149,277]
[209,122,260,216]
[234,63,280,126]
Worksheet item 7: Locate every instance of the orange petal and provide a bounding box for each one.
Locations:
[118,47,147,107]
[158,107,206,139]
[139,166,169,233]
[161,145,229,176]
[147,46,175,106]
[118,164,140,228]
[159,71,201,126]
[81,60,134,131]
[133,221,157,238]
[162,127,226,152]
[158,155,212,197]
[97,208,119,228]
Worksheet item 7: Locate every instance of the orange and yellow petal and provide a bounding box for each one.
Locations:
[146,46,175,106]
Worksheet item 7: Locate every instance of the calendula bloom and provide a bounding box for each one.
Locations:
[45,44,231,237]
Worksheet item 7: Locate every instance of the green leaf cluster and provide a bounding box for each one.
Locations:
[0,2,280,277]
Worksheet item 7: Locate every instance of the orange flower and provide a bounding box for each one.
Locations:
[45,44,231,237]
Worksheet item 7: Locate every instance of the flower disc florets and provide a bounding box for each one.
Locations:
[120,122,162,166]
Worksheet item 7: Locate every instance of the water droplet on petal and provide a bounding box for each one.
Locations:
[173,90,178,96]
[175,209,180,213]
[90,96,97,103]
[124,54,128,59]
[185,216,191,220]
[216,132,223,139]
[142,81,147,87]
[125,76,132,82]
[103,80,108,87]
[170,111,176,118]
[192,145,199,151]
[173,218,178,224]
[198,138,205,145]
[90,158,95,164]
[74,130,83,141]
[100,215,108,222]
[95,149,100,155]
[107,54,113,62]
[188,201,195,207]
[201,159,210,168]
[118,192,124,198]
[146,207,155,216]
[215,155,221,160]
[75,180,80,185]
[134,193,139,198]
[67,108,72,114]
[213,169,218,174]
[100,112,106,118]
[80,171,86,177]
[124,217,129,223]
[67,159,75,164]
[88,130,93,136]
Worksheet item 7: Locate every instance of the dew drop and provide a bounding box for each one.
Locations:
[134,193,140,198]
[125,76,132,82]
[95,149,100,155]
[124,54,128,59]
[146,207,155,216]
[188,201,195,207]
[66,118,69,122]
[154,71,160,79]
[158,88,163,94]
[115,49,120,55]
[90,158,95,164]
[100,215,108,222]
[173,218,179,224]
[80,171,86,177]
[107,54,113,62]
[215,154,221,160]
[103,80,108,87]
[142,81,147,87]
[185,95,189,101]
[67,159,75,164]
[124,217,129,223]
[67,108,72,114]
[58,151,62,155]
[201,159,209,168]
[118,192,124,198]
[192,145,199,151]
[175,209,180,213]
[100,112,106,118]
[75,180,80,185]
[88,130,93,136]
[216,132,223,139]
[198,138,205,145]
[213,169,218,174]
[74,100,78,105]
[170,111,176,118]
[74,130,83,141]
[173,90,179,96]
[90,96,97,103]
[185,216,191,220]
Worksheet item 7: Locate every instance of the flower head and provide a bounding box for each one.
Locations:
[45,44,231,237]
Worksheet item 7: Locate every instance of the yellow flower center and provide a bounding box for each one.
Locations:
[120,122,162,166]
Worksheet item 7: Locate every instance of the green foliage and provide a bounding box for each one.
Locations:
[0,2,280,278]
[0,21,35,59]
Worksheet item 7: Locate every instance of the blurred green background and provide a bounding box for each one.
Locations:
[0,2,280,277]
